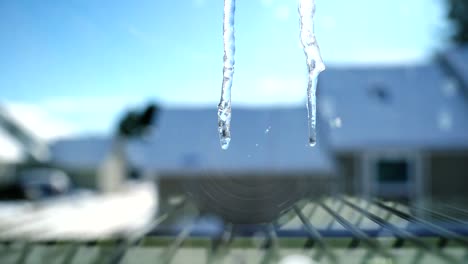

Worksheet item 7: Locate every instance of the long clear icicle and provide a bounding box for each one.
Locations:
[218,0,236,150]
[299,0,325,147]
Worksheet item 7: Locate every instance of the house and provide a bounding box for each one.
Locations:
[50,108,336,212]
[49,47,468,207]
[0,107,50,186]
[0,108,64,199]
[0,107,50,165]
[319,61,468,202]
[51,108,337,223]
[0,126,21,186]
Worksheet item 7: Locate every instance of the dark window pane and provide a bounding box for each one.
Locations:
[377,160,409,183]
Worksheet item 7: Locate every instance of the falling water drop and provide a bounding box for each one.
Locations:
[298,0,325,147]
[330,117,342,128]
[218,0,236,150]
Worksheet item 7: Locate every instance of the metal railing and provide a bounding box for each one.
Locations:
[1,197,468,264]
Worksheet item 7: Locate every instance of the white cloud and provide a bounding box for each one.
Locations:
[319,15,337,30]
[39,95,142,116]
[257,77,296,95]
[274,5,291,21]
[43,95,152,133]
[2,103,78,141]
[193,0,207,7]
[235,76,305,106]
[325,48,429,66]
[260,0,274,7]
[1,95,149,142]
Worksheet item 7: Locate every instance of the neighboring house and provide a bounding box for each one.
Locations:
[433,45,468,201]
[0,107,47,186]
[49,137,113,188]
[0,127,23,164]
[0,127,22,186]
[439,45,468,96]
[0,107,54,191]
[0,107,50,164]
[50,47,468,203]
[51,108,336,192]
[319,46,468,202]
[128,108,334,177]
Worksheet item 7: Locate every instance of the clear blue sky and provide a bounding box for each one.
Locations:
[0,0,449,137]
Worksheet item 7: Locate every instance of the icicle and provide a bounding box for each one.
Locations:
[218,0,236,150]
[298,0,325,147]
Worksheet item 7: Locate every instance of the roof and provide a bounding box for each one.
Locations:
[319,63,468,151]
[51,108,335,175]
[50,137,112,169]
[0,127,23,163]
[0,106,50,163]
[51,55,468,169]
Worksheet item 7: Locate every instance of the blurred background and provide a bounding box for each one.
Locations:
[0,0,468,263]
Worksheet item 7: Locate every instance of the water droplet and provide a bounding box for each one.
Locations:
[330,117,342,128]
[308,138,316,147]
[264,126,271,134]
[437,110,452,131]
[218,101,232,150]
[220,136,231,150]
[442,78,458,98]
[255,143,259,147]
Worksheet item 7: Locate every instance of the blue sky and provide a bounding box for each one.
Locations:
[0,0,449,138]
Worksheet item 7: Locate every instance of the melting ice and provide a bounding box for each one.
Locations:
[218,0,236,150]
[218,0,324,149]
[298,0,325,147]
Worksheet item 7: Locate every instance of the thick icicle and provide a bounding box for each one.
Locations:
[218,0,236,150]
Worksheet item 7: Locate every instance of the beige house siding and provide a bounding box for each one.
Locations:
[62,168,98,190]
[430,151,468,201]
[336,154,358,195]
[336,150,468,201]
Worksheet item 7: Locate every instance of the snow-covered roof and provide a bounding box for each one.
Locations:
[51,108,335,175]
[319,63,468,151]
[0,127,23,163]
[0,107,50,163]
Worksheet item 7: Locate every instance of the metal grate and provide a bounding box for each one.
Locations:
[1,197,468,264]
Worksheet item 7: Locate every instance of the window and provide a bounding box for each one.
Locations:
[361,151,424,200]
[377,160,409,183]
